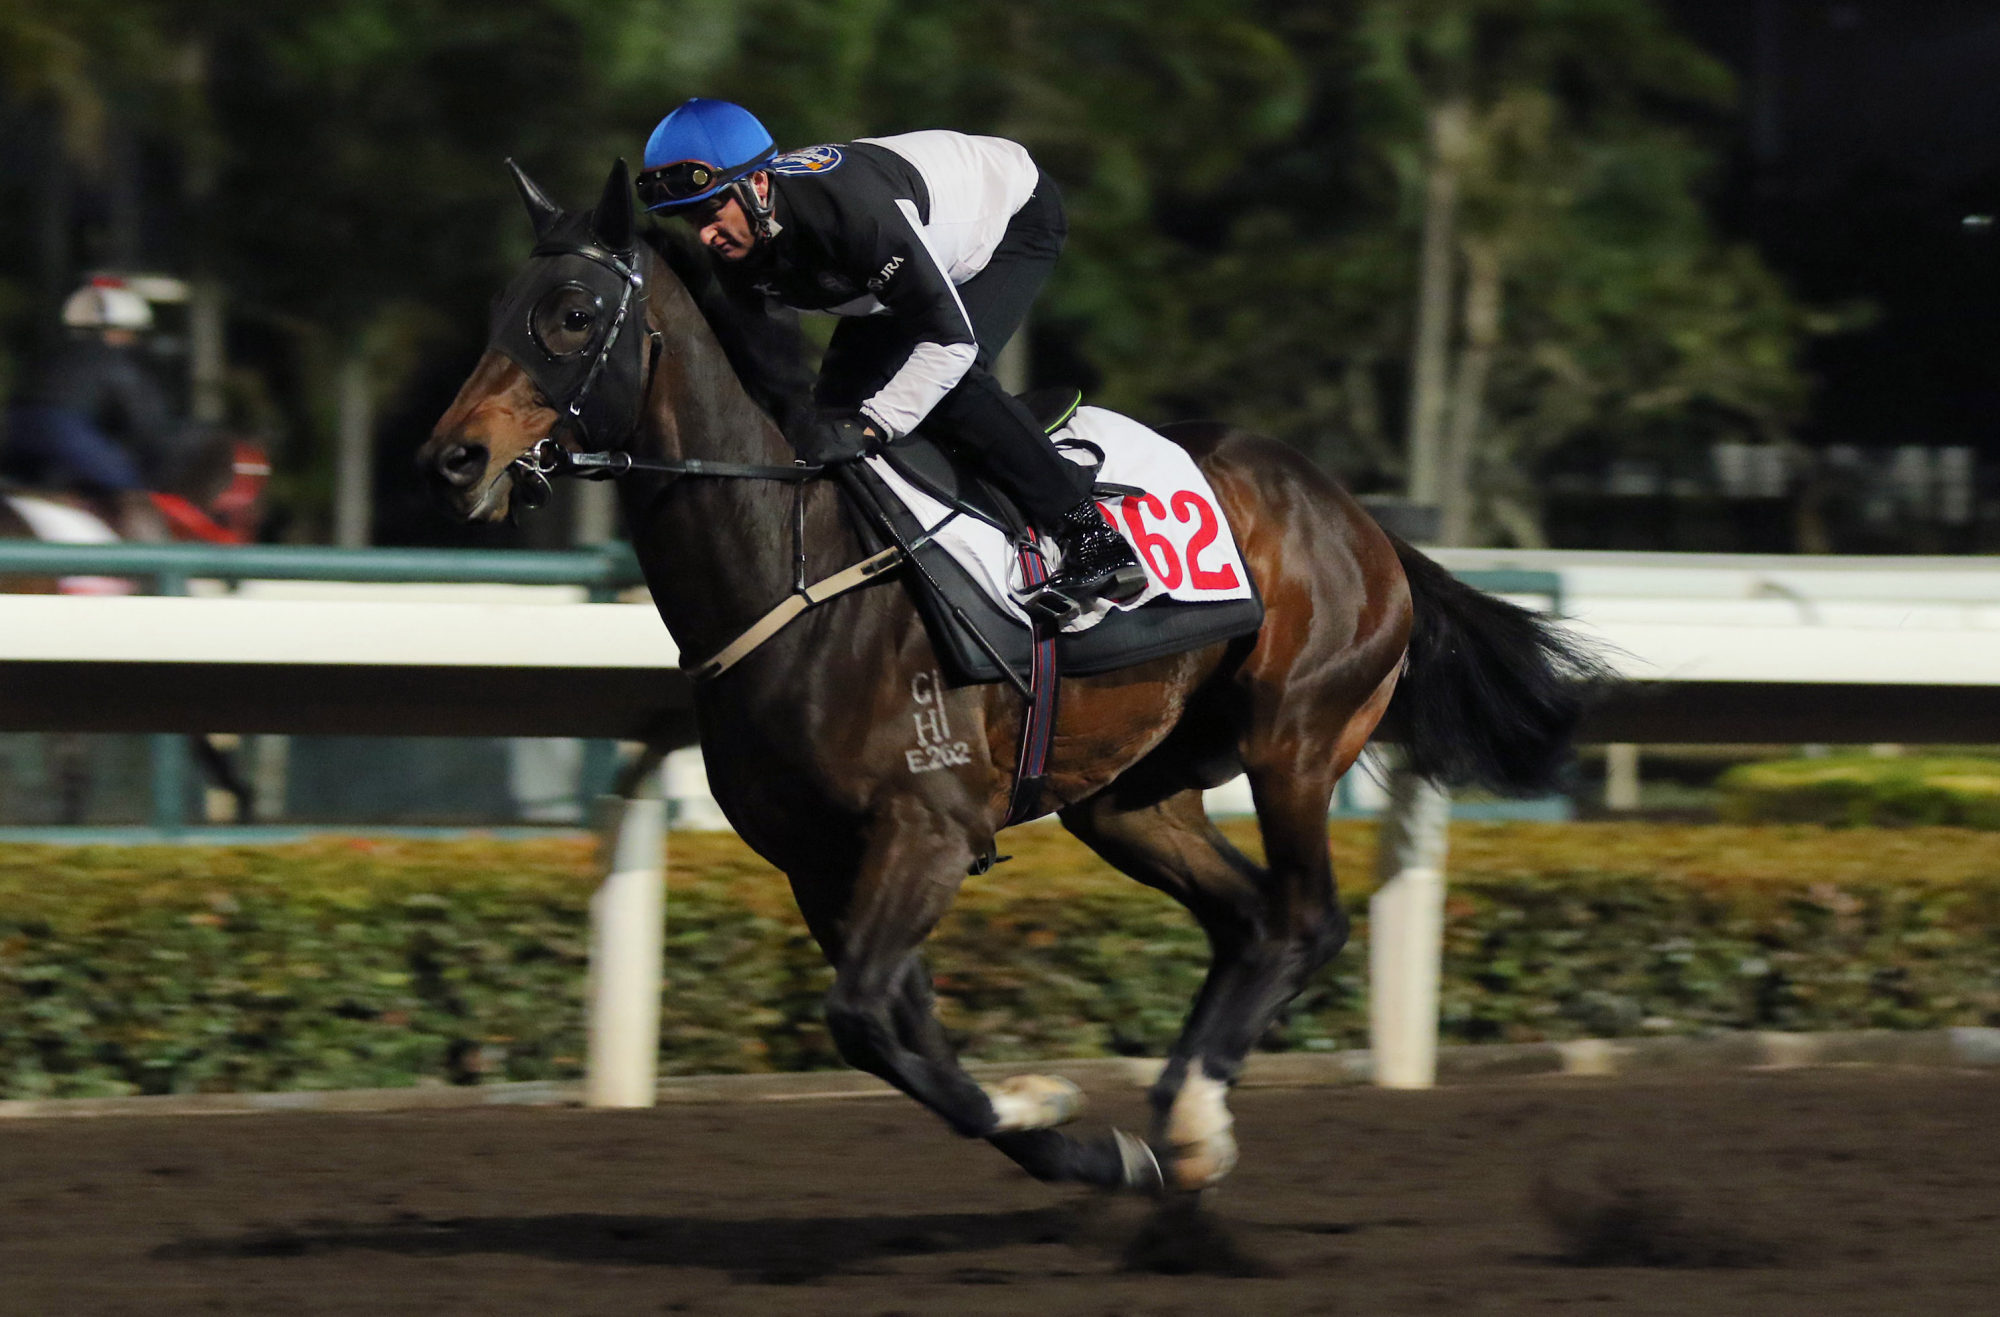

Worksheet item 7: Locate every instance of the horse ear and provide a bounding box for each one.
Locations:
[506,158,562,237]
[591,158,636,253]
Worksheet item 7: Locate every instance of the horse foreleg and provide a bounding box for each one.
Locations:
[881,956,1085,1133]
[878,951,1149,1186]
[795,809,1156,1190]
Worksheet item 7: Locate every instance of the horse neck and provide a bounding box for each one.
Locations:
[622,252,855,661]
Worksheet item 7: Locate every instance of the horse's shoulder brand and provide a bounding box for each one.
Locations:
[769,144,845,176]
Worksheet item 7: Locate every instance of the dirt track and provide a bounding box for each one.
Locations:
[2,1068,1995,1315]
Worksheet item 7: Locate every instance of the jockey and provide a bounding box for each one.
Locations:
[2,279,176,538]
[637,97,1145,616]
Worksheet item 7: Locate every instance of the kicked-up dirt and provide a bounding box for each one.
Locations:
[1,1067,1995,1315]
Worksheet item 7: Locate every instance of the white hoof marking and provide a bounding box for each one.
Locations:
[1163,1072,1238,1189]
[984,1074,1086,1132]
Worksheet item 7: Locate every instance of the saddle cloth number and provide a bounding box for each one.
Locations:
[1097,490,1242,594]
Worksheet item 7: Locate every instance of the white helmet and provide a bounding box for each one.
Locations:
[61,279,154,332]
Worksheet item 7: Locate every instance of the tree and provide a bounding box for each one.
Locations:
[1076,0,1828,547]
[1357,0,1821,545]
[0,0,1835,550]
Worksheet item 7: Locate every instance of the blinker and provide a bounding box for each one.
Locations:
[486,159,648,451]
[529,283,604,359]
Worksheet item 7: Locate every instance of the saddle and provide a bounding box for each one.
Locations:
[839,388,1266,687]
[875,386,1084,541]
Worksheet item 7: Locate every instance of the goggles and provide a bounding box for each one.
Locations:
[636,160,722,209]
[635,143,775,211]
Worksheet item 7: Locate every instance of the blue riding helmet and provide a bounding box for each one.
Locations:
[638,98,777,212]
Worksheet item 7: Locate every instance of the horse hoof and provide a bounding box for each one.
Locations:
[1162,1070,1238,1189]
[984,1074,1086,1132]
[1112,1128,1166,1195]
[1166,1128,1239,1191]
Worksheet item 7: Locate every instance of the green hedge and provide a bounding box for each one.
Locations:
[2,826,1997,1098]
[1719,755,2000,828]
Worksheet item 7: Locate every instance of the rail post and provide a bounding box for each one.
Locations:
[1369,762,1451,1088]
[586,764,667,1107]
[148,569,192,836]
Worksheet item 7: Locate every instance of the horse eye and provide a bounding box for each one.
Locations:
[564,308,593,331]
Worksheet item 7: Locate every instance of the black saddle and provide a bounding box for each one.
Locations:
[838,389,1265,686]
[875,386,1088,539]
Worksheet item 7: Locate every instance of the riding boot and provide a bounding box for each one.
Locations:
[1022,499,1148,624]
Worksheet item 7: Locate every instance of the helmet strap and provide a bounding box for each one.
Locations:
[730,175,780,242]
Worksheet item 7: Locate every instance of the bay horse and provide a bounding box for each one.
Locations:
[419,161,1601,1194]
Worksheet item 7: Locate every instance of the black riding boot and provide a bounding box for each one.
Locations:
[1023,499,1148,624]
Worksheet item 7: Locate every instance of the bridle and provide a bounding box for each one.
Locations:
[503,237,824,510]
[497,241,915,684]
[541,237,645,446]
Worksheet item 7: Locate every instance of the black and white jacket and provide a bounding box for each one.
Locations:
[725,130,1040,438]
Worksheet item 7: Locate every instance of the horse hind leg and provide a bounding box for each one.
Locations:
[1058,786,1294,1191]
[1148,665,1403,1186]
[1061,671,1390,1194]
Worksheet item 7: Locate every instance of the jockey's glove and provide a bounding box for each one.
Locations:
[790,411,884,466]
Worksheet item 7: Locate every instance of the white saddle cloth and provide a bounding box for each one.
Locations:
[3,494,135,595]
[866,406,1254,633]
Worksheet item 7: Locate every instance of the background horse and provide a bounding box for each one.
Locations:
[419,161,1602,1195]
[0,424,269,823]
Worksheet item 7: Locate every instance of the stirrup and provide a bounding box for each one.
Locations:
[1015,559,1147,627]
[1093,561,1150,603]
[1016,582,1083,627]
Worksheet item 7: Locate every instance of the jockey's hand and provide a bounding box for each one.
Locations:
[790,411,883,466]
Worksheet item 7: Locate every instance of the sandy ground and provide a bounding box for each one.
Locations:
[1,1067,1995,1315]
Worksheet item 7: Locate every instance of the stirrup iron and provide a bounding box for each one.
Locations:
[1015,581,1083,627]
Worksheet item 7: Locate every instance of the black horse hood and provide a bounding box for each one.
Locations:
[487,159,650,450]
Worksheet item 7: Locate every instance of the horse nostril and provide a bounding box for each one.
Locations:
[436,442,488,489]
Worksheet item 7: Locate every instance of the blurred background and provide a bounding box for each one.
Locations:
[2,0,1998,827]
[1,0,1998,1150]
[9,0,1999,553]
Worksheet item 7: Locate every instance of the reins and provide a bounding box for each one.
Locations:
[510,436,908,682]
[508,434,823,510]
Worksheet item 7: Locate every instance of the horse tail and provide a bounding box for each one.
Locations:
[1380,537,1610,796]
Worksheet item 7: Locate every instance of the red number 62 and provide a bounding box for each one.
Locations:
[1118,493,1182,588]
[1172,491,1240,590]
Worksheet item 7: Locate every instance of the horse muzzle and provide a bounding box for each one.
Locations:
[419,436,514,522]
[433,440,489,491]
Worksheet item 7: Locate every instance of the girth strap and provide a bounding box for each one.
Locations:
[682,546,904,682]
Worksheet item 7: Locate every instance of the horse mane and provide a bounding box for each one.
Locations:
[640,220,716,301]
[639,222,815,435]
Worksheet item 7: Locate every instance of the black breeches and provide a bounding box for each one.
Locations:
[817,174,1082,524]
[957,174,1066,371]
[925,369,1086,522]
